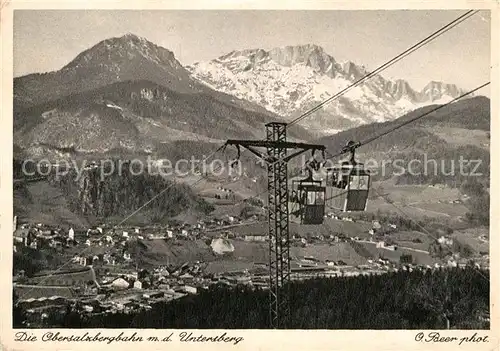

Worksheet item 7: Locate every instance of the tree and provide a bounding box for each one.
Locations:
[399,195,408,207]
[13,291,27,328]
[465,192,489,226]
[400,254,413,264]
[460,179,485,197]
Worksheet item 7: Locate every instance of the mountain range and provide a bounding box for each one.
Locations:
[188,44,468,134]
[14,33,310,159]
[14,33,474,160]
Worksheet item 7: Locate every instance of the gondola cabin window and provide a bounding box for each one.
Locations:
[306,189,325,205]
[349,175,369,190]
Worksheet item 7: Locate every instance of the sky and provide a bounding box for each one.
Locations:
[13,10,491,93]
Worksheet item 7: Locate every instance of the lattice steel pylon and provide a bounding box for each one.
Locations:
[226,122,325,329]
[266,122,290,329]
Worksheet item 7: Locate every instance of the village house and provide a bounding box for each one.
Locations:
[325,260,336,267]
[438,236,454,246]
[244,235,266,242]
[180,285,197,294]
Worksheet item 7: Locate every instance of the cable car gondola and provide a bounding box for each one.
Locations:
[325,141,370,212]
[289,158,326,225]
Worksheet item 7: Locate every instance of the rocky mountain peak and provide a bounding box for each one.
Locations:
[61,32,179,72]
[421,80,464,102]
[268,44,333,71]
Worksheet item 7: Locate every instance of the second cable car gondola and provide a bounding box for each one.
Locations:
[325,141,370,212]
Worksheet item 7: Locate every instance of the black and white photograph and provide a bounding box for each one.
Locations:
[7,4,495,335]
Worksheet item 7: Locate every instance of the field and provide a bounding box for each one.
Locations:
[13,181,90,229]
[352,241,438,266]
[205,260,257,274]
[366,181,467,220]
[291,242,366,265]
[408,202,468,217]
[451,227,489,254]
[384,230,433,251]
[427,127,489,150]
[132,239,216,267]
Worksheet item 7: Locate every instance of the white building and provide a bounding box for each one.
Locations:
[244,235,266,242]
[82,305,94,313]
[326,260,335,267]
[111,278,130,290]
[29,240,38,249]
[68,227,75,240]
[183,285,197,294]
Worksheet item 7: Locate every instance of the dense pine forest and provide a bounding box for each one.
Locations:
[16,268,489,329]
[13,159,214,224]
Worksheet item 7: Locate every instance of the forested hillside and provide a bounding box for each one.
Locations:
[14,159,214,226]
[50,161,213,222]
[318,97,490,188]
